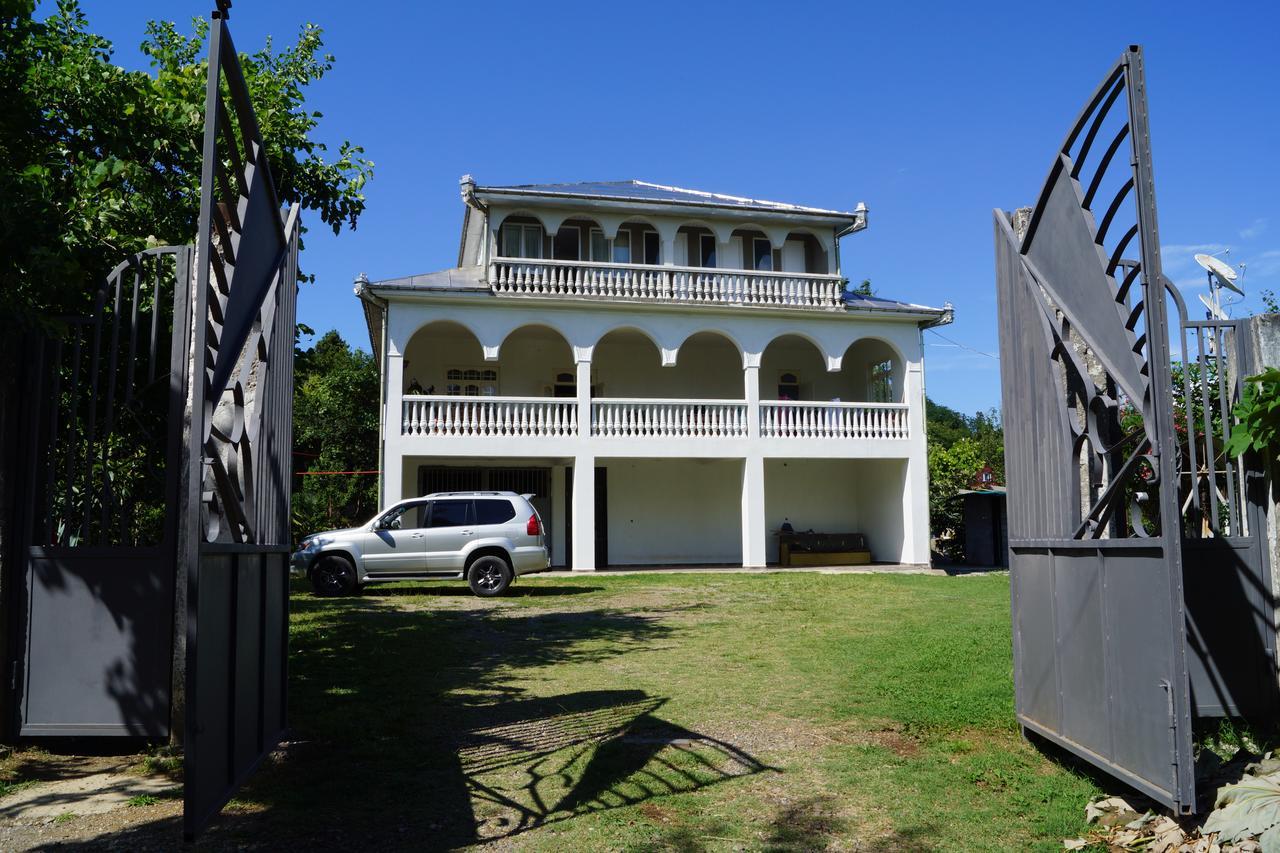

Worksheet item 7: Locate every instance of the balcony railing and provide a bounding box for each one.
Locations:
[592,399,748,438]
[400,396,909,441]
[489,257,845,309]
[759,401,909,439]
[402,395,577,437]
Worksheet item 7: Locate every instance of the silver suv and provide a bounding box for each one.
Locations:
[292,491,549,597]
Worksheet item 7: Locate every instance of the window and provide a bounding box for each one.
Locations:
[475,500,517,525]
[778,371,800,401]
[699,234,717,268]
[869,360,894,403]
[612,230,632,264]
[553,370,576,398]
[590,228,609,262]
[445,365,498,396]
[502,222,543,259]
[753,238,773,271]
[552,225,580,260]
[381,501,426,530]
[643,231,660,264]
[428,499,472,528]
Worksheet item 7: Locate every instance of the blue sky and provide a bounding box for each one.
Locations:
[82,1,1279,416]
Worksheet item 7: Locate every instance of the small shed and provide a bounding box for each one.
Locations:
[958,486,1007,568]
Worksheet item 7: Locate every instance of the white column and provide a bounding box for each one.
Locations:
[902,360,931,564]
[382,351,405,507]
[551,465,567,567]
[744,360,761,440]
[741,456,767,568]
[572,454,596,571]
[576,357,592,438]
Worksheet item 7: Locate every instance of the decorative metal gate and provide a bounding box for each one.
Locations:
[995,45,1274,814]
[5,0,298,840]
[180,2,299,838]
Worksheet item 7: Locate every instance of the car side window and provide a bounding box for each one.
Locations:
[427,499,472,528]
[474,500,516,525]
[380,501,427,530]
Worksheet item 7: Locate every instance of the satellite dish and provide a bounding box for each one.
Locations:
[1198,293,1229,321]
[1195,253,1243,295]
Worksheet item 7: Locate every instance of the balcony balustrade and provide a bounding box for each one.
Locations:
[401,396,909,441]
[759,400,909,440]
[591,399,748,438]
[489,257,845,309]
[402,395,577,437]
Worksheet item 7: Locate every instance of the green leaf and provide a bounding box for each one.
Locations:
[1203,774,1280,843]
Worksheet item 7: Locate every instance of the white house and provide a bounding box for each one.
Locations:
[355,177,950,570]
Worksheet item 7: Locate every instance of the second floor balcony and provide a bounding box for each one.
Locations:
[489,257,847,310]
[389,321,914,455]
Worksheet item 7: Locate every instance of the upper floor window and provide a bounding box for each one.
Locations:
[698,234,717,268]
[753,238,773,271]
[502,222,543,259]
[445,366,498,396]
[552,225,580,260]
[613,230,632,264]
[869,360,894,403]
[778,371,800,401]
[644,232,660,264]
[590,229,609,263]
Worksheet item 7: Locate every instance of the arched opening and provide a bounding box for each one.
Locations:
[612,220,662,265]
[401,321,575,397]
[780,231,830,274]
[497,325,576,396]
[592,328,741,399]
[496,214,546,259]
[841,338,905,404]
[402,321,485,396]
[759,334,829,401]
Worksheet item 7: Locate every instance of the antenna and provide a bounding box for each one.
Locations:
[1195,252,1244,320]
[1198,293,1229,321]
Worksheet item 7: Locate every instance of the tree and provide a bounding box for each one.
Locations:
[926,399,1004,560]
[291,331,380,541]
[0,0,373,331]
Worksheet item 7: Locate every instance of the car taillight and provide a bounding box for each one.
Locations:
[527,514,541,536]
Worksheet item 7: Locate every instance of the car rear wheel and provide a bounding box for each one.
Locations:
[467,556,512,597]
[311,554,358,596]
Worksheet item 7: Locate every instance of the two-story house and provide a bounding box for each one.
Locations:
[356,177,951,570]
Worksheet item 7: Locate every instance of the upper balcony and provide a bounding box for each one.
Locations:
[459,178,868,312]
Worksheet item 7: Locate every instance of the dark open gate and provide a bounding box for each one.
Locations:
[4,0,297,840]
[180,2,299,838]
[995,46,1275,814]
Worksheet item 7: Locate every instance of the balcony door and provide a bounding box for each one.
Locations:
[502,222,543,259]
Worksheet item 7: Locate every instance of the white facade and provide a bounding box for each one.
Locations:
[358,179,950,570]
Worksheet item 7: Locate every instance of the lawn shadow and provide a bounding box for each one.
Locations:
[45,593,771,849]
[356,583,604,599]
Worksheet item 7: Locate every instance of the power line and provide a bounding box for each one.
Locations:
[927,329,999,360]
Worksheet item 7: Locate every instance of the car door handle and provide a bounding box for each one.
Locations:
[411,532,425,539]
[461,529,474,536]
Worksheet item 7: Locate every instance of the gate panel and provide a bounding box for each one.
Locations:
[21,549,173,736]
[995,46,1197,813]
[181,5,299,838]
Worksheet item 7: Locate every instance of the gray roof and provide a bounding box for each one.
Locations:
[476,180,858,218]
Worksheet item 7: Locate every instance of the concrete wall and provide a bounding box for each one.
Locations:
[764,459,860,563]
[853,458,909,563]
[602,458,742,565]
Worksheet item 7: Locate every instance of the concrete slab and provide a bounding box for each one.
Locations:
[0,768,178,820]
[532,563,946,577]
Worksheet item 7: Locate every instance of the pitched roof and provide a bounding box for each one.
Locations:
[475,180,857,218]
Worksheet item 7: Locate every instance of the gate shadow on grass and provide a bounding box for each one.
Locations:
[47,592,772,849]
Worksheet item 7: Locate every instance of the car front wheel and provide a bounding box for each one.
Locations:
[311,554,359,596]
[468,556,512,597]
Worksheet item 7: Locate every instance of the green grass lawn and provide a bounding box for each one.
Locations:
[220,572,1098,850]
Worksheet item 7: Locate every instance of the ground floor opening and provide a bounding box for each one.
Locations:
[398,456,916,569]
